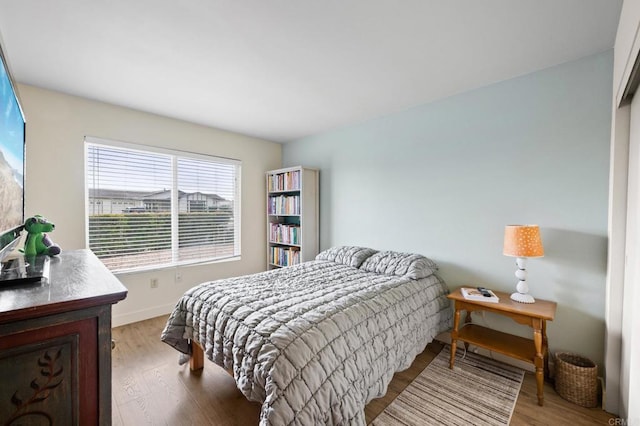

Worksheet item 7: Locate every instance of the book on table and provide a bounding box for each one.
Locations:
[461,287,499,303]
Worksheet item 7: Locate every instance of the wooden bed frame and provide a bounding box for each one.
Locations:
[189,340,205,371]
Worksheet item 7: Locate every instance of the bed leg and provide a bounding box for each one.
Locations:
[190,340,204,371]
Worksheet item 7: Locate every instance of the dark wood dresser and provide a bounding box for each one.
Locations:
[0,249,127,425]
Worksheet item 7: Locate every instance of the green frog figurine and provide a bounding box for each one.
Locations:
[23,215,61,257]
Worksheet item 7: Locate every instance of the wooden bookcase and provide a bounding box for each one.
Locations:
[266,166,319,269]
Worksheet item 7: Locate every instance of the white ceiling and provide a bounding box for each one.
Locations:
[0,1,622,143]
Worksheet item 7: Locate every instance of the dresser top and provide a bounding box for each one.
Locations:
[0,249,127,323]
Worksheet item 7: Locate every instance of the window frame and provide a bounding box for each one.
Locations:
[84,136,242,273]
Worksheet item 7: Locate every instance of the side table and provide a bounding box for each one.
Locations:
[448,287,557,406]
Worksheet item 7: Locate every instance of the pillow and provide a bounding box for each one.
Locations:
[359,250,438,279]
[315,246,378,268]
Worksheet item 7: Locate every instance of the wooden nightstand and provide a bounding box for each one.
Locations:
[448,287,557,406]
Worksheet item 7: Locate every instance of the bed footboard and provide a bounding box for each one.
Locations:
[190,340,204,371]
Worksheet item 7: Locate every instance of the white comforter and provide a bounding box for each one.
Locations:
[162,251,451,425]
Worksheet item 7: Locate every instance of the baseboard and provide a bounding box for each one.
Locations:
[112,303,175,327]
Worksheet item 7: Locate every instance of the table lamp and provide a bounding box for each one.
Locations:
[503,224,544,303]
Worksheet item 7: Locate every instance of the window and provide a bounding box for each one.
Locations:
[85,137,241,272]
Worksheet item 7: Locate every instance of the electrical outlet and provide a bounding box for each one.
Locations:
[150,278,159,288]
[175,270,182,282]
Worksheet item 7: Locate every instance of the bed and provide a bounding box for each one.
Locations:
[161,246,452,425]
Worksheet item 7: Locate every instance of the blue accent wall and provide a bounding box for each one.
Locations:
[283,51,613,366]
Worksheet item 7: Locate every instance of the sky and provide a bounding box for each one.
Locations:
[0,55,24,178]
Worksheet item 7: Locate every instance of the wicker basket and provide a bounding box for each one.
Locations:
[554,352,598,407]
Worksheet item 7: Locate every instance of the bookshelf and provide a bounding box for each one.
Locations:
[266,166,319,269]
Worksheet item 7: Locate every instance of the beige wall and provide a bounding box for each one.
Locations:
[17,84,281,326]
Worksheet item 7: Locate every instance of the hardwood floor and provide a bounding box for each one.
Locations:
[112,315,616,425]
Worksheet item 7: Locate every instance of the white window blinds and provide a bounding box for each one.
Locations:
[85,138,240,272]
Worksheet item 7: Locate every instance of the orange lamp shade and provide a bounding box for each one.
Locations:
[503,225,544,258]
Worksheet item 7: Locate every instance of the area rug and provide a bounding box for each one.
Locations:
[371,346,525,426]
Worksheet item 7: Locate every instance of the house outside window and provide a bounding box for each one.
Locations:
[188,199,206,212]
[85,137,241,272]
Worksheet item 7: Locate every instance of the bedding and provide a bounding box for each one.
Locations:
[314,245,379,268]
[359,250,439,279]
[161,248,451,425]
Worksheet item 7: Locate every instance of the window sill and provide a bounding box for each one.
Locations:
[112,255,241,277]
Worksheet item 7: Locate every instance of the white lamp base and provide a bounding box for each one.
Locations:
[510,292,535,303]
[510,257,536,303]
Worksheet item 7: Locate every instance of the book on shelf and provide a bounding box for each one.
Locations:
[268,170,301,192]
[269,223,300,245]
[268,195,300,215]
[460,287,499,303]
[269,245,300,267]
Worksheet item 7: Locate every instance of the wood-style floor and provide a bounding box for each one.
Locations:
[112,315,616,425]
